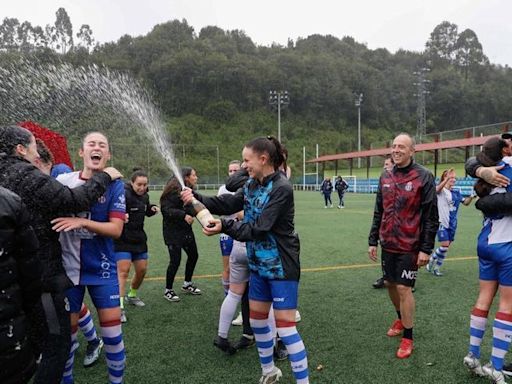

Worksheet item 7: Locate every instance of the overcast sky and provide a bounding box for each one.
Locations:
[3,0,511,66]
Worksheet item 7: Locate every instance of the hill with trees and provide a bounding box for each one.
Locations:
[0,9,511,182]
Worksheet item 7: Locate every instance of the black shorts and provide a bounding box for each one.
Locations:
[381,250,418,287]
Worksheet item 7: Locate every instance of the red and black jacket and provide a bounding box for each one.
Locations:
[368,161,438,255]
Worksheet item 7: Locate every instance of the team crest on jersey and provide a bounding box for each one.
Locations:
[405,182,413,192]
[98,195,106,204]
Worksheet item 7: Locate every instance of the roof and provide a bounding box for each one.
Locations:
[307,134,499,163]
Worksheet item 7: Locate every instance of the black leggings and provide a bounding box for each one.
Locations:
[323,193,332,206]
[241,286,253,336]
[166,241,199,289]
[33,291,71,384]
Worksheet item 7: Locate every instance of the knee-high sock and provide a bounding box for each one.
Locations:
[434,246,448,268]
[61,325,79,384]
[101,319,125,384]
[469,307,488,358]
[218,290,242,338]
[492,312,512,371]
[277,320,309,384]
[78,303,98,342]
[250,310,275,374]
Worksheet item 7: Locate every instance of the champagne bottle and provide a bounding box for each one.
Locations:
[190,197,216,228]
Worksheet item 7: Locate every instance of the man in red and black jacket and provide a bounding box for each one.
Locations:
[368,133,438,359]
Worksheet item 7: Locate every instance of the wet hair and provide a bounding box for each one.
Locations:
[0,125,33,156]
[245,136,285,171]
[160,166,196,203]
[473,137,508,197]
[131,167,148,182]
[36,138,55,165]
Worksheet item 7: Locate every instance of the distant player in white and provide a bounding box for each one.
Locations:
[427,168,474,276]
[52,132,126,384]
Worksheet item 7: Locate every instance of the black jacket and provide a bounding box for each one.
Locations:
[161,190,195,245]
[0,155,112,292]
[195,172,301,281]
[464,155,512,216]
[115,183,157,253]
[0,187,41,384]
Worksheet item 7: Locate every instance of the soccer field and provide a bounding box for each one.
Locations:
[74,191,493,384]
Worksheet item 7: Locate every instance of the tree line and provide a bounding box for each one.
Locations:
[1,8,511,180]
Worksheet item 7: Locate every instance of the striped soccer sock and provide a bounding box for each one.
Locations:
[434,246,448,268]
[61,325,79,384]
[250,310,275,374]
[218,290,242,338]
[277,320,309,384]
[78,303,99,343]
[492,312,512,371]
[469,307,488,358]
[101,319,126,384]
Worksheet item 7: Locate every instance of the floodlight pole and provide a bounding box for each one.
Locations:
[269,90,289,142]
[355,93,363,168]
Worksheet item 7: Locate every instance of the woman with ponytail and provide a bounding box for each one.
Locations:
[181,136,309,384]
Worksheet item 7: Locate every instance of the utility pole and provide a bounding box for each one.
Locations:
[269,90,290,142]
[413,67,430,142]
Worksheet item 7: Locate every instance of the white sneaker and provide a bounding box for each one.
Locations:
[483,363,508,383]
[259,366,282,384]
[463,352,485,377]
[232,312,243,326]
[295,310,302,323]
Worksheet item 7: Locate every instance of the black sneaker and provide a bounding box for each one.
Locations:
[372,277,385,289]
[181,283,202,295]
[233,335,255,350]
[213,335,236,355]
[273,339,288,361]
[503,363,512,376]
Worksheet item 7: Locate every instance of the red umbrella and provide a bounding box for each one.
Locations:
[18,121,73,169]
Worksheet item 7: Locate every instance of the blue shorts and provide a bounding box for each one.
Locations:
[220,234,234,257]
[248,272,298,310]
[437,225,455,242]
[115,251,148,262]
[66,284,120,313]
[477,227,512,286]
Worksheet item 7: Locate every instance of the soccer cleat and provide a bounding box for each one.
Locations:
[463,352,485,377]
[295,310,302,323]
[503,363,512,377]
[372,277,385,289]
[120,310,127,323]
[164,289,180,302]
[340,205,345,209]
[233,335,255,350]
[337,205,341,209]
[483,363,508,384]
[387,319,404,337]
[432,268,443,277]
[259,366,283,384]
[396,338,414,359]
[181,283,202,295]
[273,339,288,361]
[83,338,103,368]
[126,295,145,307]
[232,312,243,326]
[213,335,236,355]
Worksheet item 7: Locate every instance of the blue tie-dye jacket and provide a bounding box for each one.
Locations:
[197,171,301,281]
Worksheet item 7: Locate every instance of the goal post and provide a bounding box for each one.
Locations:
[339,175,357,193]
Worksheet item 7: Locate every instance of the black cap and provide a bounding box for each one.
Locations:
[502,132,512,139]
